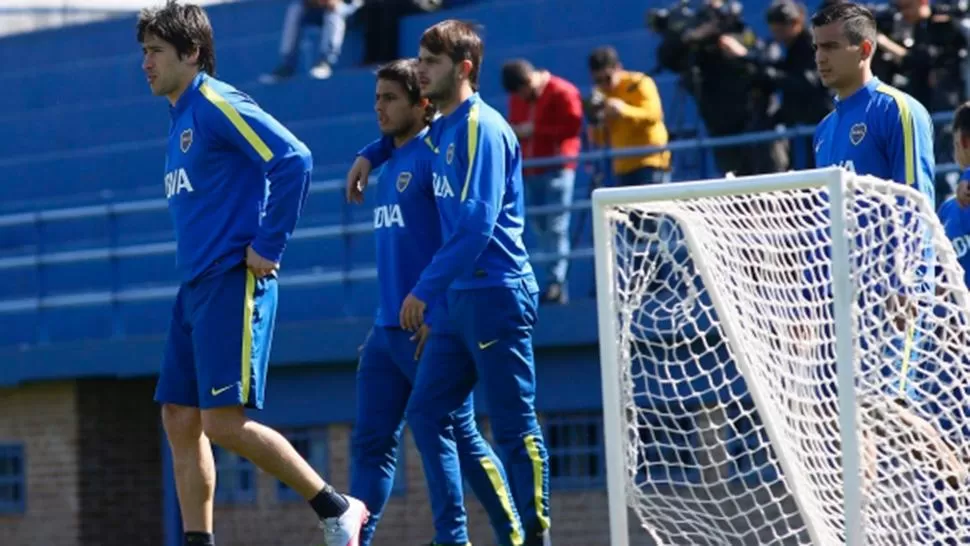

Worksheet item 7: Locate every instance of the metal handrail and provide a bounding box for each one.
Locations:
[0,113,959,313]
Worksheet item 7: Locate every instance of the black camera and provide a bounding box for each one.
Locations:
[646,0,697,35]
[646,0,746,74]
[582,89,607,126]
[646,0,744,40]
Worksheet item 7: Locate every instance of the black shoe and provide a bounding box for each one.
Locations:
[258,64,295,84]
[540,282,568,305]
[524,529,551,546]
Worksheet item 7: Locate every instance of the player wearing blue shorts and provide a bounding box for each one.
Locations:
[347,59,523,546]
[140,3,366,545]
[350,21,552,546]
[811,4,965,541]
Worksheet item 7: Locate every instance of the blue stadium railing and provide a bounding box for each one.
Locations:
[0,113,959,340]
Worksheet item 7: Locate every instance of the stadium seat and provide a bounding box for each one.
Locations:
[43,303,115,343]
[0,0,778,348]
[120,299,175,338]
[40,258,114,295]
[0,310,39,346]
[116,252,178,289]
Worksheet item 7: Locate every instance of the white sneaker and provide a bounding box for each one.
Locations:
[310,62,333,80]
[320,496,369,546]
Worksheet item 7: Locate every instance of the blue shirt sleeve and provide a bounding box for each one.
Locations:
[411,110,506,303]
[199,85,312,263]
[358,135,395,169]
[882,95,935,201]
[358,116,446,169]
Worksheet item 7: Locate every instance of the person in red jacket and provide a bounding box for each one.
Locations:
[501,59,583,305]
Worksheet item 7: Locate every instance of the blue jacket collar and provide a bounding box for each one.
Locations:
[835,77,880,112]
[170,72,208,117]
[444,92,481,121]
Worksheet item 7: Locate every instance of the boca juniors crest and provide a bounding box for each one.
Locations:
[396,171,412,192]
[849,123,867,146]
[446,142,455,165]
[180,128,193,153]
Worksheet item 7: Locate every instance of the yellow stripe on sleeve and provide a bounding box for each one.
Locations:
[876,85,916,187]
[240,270,255,404]
[460,103,480,202]
[199,83,274,162]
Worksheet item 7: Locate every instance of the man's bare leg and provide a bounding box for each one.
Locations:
[200,406,326,498]
[162,404,216,537]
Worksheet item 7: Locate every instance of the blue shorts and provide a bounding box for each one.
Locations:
[154,264,278,410]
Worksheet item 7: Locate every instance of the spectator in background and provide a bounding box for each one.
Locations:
[586,46,671,187]
[360,0,442,65]
[501,59,583,305]
[260,0,363,83]
[721,0,832,169]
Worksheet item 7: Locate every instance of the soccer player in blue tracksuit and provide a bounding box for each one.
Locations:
[811,2,937,399]
[811,4,965,541]
[350,58,523,546]
[139,3,366,545]
[941,102,970,291]
[354,21,552,546]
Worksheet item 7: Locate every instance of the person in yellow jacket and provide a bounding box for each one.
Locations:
[586,46,672,186]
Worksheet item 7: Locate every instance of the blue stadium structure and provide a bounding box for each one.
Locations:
[0,1,807,545]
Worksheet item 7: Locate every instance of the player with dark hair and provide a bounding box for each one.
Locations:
[811,1,934,193]
[347,19,552,546]
[139,2,366,545]
[350,57,524,546]
[809,3,965,541]
[942,102,970,277]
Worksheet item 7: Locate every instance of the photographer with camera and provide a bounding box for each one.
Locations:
[718,0,832,169]
[648,0,784,176]
[585,46,671,187]
[873,0,967,113]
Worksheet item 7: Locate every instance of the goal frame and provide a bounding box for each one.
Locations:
[591,167,864,546]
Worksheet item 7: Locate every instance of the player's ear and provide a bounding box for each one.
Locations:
[457,59,473,81]
[860,39,874,62]
[182,45,201,67]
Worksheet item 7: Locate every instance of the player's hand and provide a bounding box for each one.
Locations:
[956,181,970,208]
[411,324,431,361]
[346,156,373,204]
[399,293,427,332]
[246,246,279,278]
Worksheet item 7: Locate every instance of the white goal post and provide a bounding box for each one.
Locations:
[592,167,970,546]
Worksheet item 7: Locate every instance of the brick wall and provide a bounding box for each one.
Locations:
[0,381,81,546]
[76,378,163,546]
[0,381,650,546]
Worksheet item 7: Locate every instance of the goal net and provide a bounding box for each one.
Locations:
[591,168,970,546]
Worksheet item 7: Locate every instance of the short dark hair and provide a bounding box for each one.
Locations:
[500,59,534,93]
[766,0,804,25]
[376,58,435,126]
[952,101,970,135]
[377,59,422,105]
[420,20,483,91]
[588,46,620,72]
[137,0,216,75]
[810,1,877,47]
